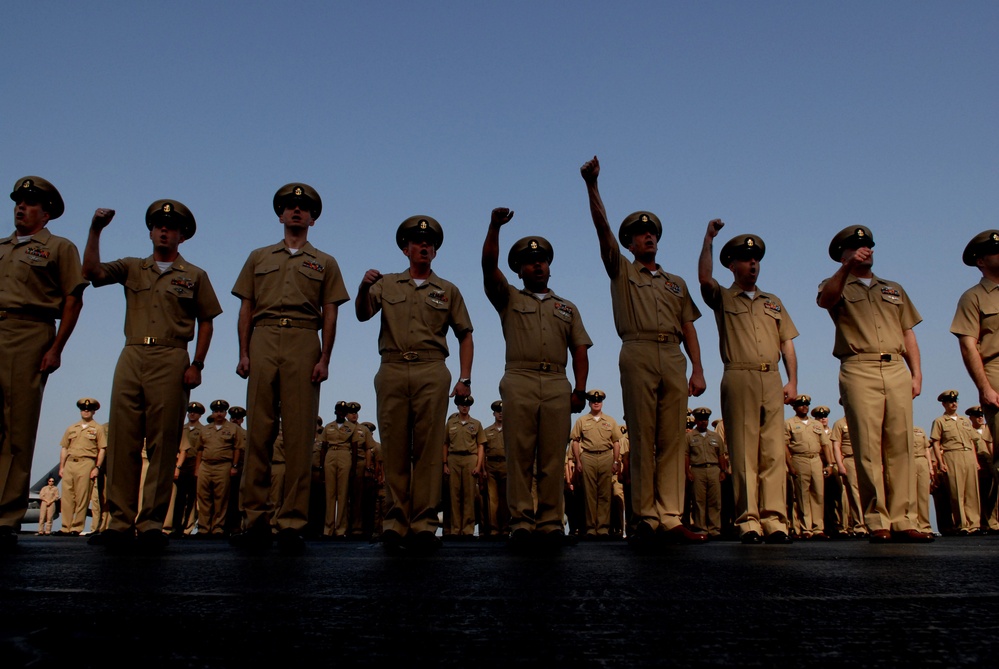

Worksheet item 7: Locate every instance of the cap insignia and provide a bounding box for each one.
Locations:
[991,233,999,242]
[419,220,428,230]
[20,179,33,189]
[746,238,754,247]
[855,228,865,238]
[529,240,538,250]
[162,203,172,213]
[294,187,303,196]
[640,214,649,223]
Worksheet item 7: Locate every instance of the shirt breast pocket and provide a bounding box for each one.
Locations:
[512,303,537,330]
[423,296,449,331]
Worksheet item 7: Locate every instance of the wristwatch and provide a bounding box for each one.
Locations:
[459,378,471,387]
[191,360,205,371]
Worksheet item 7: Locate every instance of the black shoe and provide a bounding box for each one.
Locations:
[229,525,273,552]
[88,529,135,553]
[381,529,406,555]
[764,531,793,545]
[0,526,17,552]
[628,520,659,552]
[276,530,306,556]
[508,527,533,553]
[136,530,169,554]
[408,531,442,556]
[741,531,763,545]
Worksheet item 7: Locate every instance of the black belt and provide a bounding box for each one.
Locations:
[487,456,506,462]
[0,309,54,325]
[506,361,564,373]
[690,463,719,468]
[381,350,446,362]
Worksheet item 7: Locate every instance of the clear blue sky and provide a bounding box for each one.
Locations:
[4,2,998,484]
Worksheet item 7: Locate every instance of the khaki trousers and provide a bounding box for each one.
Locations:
[914,456,932,533]
[943,449,981,531]
[106,346,189,533]
[841,456,866,534]
[581,449,613,536]
[376,360,450,536]
[619,341,687,532]
[839,359,916,532]
[447,453,477,536]
[323,448,351,536]
[500,369,571,534]
[61,456,95,533]
[197,461,231,534]
[791,453,824,533]
[241,327,321,534]
[690,464,721,535]
[720,368,787,536]
[0,320,53,529]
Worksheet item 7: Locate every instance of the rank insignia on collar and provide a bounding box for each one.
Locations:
[171,278,195,290]
[302,260,324,272]
[663,280,682,296]
[763,300,781,313]
[24,246,50,259]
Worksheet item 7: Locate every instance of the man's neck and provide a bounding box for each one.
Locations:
[410,262,432,281]
[284,228,309,249]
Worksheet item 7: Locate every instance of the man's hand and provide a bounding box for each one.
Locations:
[311,359,330,383]
[491,208,514,227]
[842,246,873,270]
[981,386,999,409]
[580,156,600,184]
[360,269,383,289]
[782,382,798,405]
[570,390,587,413]
[688,369,706,397]
[236,356,250,379]
[39,348,62,374]
[91,208,115,230]
[183,365,202,389]
[706,219,724,238]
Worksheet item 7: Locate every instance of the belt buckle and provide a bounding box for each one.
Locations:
[278,318,292,327]
[539,362,552,372]
[402,351,419,361]
[657,333,666,342]
[143,337,156,345]
[759,363,771,372]
[880,353,891,362]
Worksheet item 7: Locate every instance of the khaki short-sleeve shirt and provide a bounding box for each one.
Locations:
[322,421,364,450]
[570,413,622,453]
[199,420,244,462]
[784,416,830,455]
[913,426,929,458]
[702,283,798,364]
[60,418,107,458]
[686,429,725,465]
[831,417,853,456]
[606,251,700,341]
[950,279,999,370]
[0,228,87,318]
[446,414,485,455]
[817,274,921,359]
[497,286,592,366]
[483,422,505,459]
[95,255,222,340]
[930,415,980,452]
[368,270,472,356]
[232,242,349,322]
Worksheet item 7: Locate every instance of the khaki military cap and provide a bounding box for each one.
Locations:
[273,182,322,219]
[210,399,229,412]
[146,199,196,239]
[586,390,607,403]
[691,407,711,419]
[361,421,376,433]
[937,390,959,402]
[10,176,64,219]
[490,400,503,413]
[507,236,554,272]
[962,230,999,266]
[454,395,474,407]
[187,402,206,415]
[347,402,361,413]
[76,397,100,411]
[828,225,875,261]
[792,395,811,407]
[618,211,662,247]
[334,400,350,415]
[810,406,830,418]
[228,406,246,420]
[965,405,983,417]
[396,215,444,250]
[719,234,766,267]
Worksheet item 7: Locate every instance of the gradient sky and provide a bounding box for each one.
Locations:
[4,2,998,484]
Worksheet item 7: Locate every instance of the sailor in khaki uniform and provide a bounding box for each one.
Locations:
[966,406,998,532]
[811,405,844,535]
[38,477,59,535]
[224,406,247,536]
[570,390,623,539]
[171,402,204,536]
[685,407,726,538]
[321,401,362,538]
[831,408,867,536]
[0,177,87,550]
[698,224,798,544]
[912,424,934,534]
[951,230,999,534]
[581,157,707,547]
[481,401,508,538]
[84,200,221,552]
[443,395,486,537]
[232,183,349,555]
[784,396,832,539]
[930,390,982,534]
[195,400,243,536]
[356,215,473,554]
[57,398,106,534]
[482,209,591,548]
[818,225,931,543]
[345,402,374,538]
